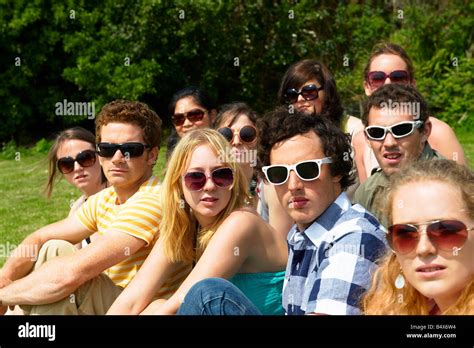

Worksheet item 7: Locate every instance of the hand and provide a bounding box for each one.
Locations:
[0,275,12,315]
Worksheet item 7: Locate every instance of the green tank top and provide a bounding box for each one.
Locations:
[229,271,285,315]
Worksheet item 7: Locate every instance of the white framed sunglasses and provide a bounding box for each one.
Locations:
[262,157,333,185]
[364,120,424,140]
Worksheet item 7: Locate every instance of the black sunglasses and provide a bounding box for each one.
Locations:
[97,142,150,158]
[57,149,97,174]
[172,109,206,127]
[262,158,333,185]
[217,125,257,144]
[284,84,324,104]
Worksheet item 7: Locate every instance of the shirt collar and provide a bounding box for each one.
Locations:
[297,192,352,246]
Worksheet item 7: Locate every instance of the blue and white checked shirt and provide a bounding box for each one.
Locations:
[282,192,387,315]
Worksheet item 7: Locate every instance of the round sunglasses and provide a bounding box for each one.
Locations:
[387,219,472,255]
[262,157,333,185]
[57,149,97,174]
[365,121,423,141]
[284,84,324,104]
[172,109,206,127]
[183,167,234,191]
[97,142,150,158]
[217,125,257,144]
[367,70,410,89]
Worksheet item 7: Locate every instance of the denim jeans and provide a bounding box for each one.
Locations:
[177,278,262,315]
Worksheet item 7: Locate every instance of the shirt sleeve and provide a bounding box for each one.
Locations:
[75,192,99,232]
[107,192,162,246]
[304,230,386,315]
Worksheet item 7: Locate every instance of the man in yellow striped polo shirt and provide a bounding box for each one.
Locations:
[0,100,190,314]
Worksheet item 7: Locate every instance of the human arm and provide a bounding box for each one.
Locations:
[428,117,467,165]
[142,211,257,315]
[264,183,294,240]
[0,222,146,306]
[107,238,187,315]
[352,130,368,183]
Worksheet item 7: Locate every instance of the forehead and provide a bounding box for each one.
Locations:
[220,114,254,128]
[392,180,467,223]
[100,122,145,143]
[57,139,94,157]
[270,131,325,165]
[367,107,416,126]
[370,54,407,72]
[175,96,203,113]
[187,144,220,170]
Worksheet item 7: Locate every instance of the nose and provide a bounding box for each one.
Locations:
[384,76,392,85]
[202,174,216,192]
[296,94,305,102]
[111,148,125,164]
[415,230,437,258]
[287,170,303,192]
[73,160,83,172]
[231,132,241,146]
[382,130,398,147]
[182,116,194,128]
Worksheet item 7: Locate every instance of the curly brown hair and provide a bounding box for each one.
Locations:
[256,107,354,191]
[95,100,162,148]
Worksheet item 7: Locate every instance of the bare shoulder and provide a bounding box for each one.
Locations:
[218,208,264,237]
[429,116,456,136]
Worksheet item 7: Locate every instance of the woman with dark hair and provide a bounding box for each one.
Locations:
[353,42,466,181]
[278,59,366,195]
[214,102,293,236]
[46,126,107,245]
[278,59,364,138]
[166,86,217,158]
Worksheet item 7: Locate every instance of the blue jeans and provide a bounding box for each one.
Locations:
[177,278,262,315]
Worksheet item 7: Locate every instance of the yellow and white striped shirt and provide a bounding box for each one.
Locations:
[76,176,191,298]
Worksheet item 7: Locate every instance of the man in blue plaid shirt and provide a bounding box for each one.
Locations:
[177,108,387,315]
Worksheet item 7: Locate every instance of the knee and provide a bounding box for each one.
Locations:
[37,239,76,261]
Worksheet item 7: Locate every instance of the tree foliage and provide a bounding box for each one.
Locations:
[0,0,472,144]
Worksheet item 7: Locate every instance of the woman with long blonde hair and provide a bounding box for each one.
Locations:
[363,159,473,314]
[108,129,287,315]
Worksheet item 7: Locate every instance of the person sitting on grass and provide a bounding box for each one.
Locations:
[352,83,441,226]
[107,129,287,315]
[0,100,190,315]
[176,108,387,315]
[45,126,108,248]
[363,159,473,314]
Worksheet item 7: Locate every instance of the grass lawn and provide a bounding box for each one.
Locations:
[0,131,472,266]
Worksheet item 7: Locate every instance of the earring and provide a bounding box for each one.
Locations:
[395,268,405,289]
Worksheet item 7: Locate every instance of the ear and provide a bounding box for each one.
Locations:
[411,78,417,87]
[421,119,432,143]
[363,80,373,97]
[331,174,343,184]
[148,146,159,166]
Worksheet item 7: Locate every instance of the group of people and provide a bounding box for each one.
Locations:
[0,43,472,315]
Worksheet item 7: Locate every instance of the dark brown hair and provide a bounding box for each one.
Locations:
[45,127,105,198]
[278,59,344,128]
[214,102,258,128]
[95,100,162,148]
[257,107,354,191]
[362,84,429,126]
[364,42,415,82]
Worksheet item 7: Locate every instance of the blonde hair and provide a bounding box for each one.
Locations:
[160,129,248,263]
[363,160,474,314]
